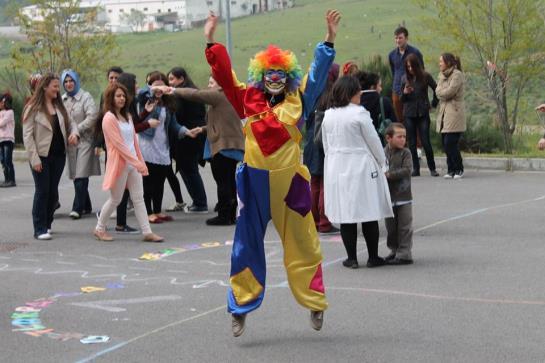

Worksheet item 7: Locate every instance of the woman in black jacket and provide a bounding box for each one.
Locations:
[401,54,439,176]
[168,67,208,213]
[358,72,397,146]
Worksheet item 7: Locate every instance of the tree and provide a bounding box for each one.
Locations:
[10,0,119,84]
[120,9,146,32]
[414,0,545,153]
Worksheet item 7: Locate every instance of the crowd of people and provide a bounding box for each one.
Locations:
[8,8,545,336]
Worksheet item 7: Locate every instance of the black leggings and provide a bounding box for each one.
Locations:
[340,221,379,261]
[143,162,169,215]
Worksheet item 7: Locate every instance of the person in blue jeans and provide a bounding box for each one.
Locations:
[0,93,16,187]
[22,74,79,240]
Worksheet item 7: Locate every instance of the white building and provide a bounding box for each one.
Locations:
[21,0,295,33]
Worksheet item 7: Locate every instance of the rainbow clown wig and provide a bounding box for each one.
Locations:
[248,45,304,93]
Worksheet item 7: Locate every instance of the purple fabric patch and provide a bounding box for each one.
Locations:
[284,173,311,217]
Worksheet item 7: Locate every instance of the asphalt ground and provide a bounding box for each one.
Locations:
[1,161,545,363]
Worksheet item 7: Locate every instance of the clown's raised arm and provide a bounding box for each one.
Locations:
[301,10,340,121]
[204,13,246,119]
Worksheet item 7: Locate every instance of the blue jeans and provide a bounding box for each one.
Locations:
[405,115,436,172]
[177,153,207,208]
[31,155,66,236]
[0,141,15,183]
[72,177,92,214]
[442,132,464,174]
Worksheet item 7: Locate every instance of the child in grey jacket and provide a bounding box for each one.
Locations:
[384,123,414,265]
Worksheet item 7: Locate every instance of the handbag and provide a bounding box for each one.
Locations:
[378,96,392,135]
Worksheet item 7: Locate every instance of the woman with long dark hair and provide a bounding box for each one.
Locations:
[168,67,208,213]
[401,53,439,177]
[139,71,197,223]
[95,83,163,242]
[22,73,80,240]
[436,53,466,179]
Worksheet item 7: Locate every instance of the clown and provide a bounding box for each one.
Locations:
[203,10,341,337]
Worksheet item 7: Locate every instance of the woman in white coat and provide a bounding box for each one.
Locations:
[322,76,393,268]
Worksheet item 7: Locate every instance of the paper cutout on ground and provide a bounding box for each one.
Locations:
[80,286,106,293]
[80,335,110,344]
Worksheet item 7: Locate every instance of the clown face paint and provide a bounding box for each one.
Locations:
[264,69,287,95]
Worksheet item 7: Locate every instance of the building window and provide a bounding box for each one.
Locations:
[157,9,161,13]
[168,8,171,12]
[144,7,148,11]
[108,9,112,13]
[119,8,124,13]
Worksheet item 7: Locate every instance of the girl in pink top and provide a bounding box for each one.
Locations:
[0,93,15,187]
[94,83,163,242]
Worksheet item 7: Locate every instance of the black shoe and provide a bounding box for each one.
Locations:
[430,170,440,177]
[387,257,414,265]
[411,170,420,177]
[206,215,235,226]
[115,225,139,234]
[213,203,219,212]
[342,259,359,269]
[0,181,16,187]
[366,257,386,268]
[384,253,396,262]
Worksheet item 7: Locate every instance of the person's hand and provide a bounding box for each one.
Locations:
[151,85,173,95]
[325,9,341,43]
[148,118,160,128]
[204,11,218,43]
[68,134,79,146]
[94,147,102,156]
[538,138,545,150]
[33,163,43,173]
[136,162,147,174]
[145,99,158,113]
[185,128,200,139]
[536,104,545,112]
[403,85,413,94]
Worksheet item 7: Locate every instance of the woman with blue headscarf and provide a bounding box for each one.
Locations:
[61,69,101,219]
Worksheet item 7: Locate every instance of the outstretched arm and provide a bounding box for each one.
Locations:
[302,10,340,120]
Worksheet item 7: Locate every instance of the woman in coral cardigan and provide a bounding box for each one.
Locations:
[94,83,163,242]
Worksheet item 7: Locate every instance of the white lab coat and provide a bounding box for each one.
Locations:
[322,103,393,223]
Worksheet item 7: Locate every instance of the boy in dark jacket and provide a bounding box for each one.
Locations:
[384,123,414,265]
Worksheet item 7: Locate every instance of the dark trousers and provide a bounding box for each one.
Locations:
[310,175,332,232]
[143,162,169,215]
[340,221,380,261]
[210,153,238,220]
[116,190,130,227]
[405,115,436,172]
[31,155,65,236]
[442,132,464,174]
[72,177,92,213]
[166,164,184,204]
[385,203,413,260]
[0,141,15,183]
[177,153,207,208]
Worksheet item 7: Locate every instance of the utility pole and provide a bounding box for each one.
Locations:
[225,0,232,56]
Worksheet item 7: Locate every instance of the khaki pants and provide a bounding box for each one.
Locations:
[96,166,151,235]
[385,203,413,260]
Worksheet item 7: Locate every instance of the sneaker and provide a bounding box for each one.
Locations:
[366,257,386,268]
[310,310,324,331]
[453,171,464,180]
[47,229,52,234]
[185,205,209,214]
[69,211,81,220]
[115,225,139,234]
[166,202,187,212]
[443,172,454,179]
[430,170,440,177]
[342,259,359,269]
[319,226,340,235]
[206,215,235,226]
[231,314,246,337]
[0,181,16,187]
[36,233,52,240]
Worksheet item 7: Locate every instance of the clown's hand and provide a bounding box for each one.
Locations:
[325,9,341,43]
[205,11,218,43]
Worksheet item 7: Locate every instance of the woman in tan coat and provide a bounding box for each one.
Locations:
[23,73,79,240]
[436,53,466,179]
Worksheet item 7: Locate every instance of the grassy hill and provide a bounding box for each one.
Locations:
[114,0,419,87]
